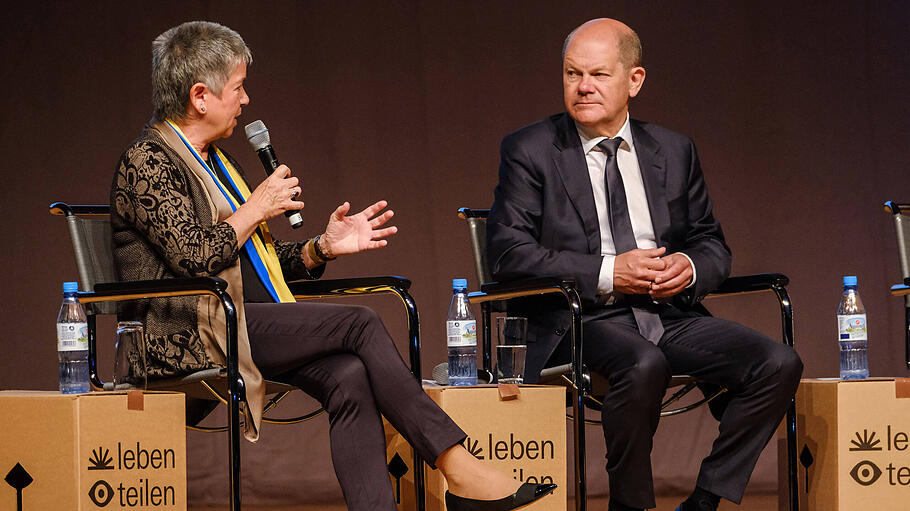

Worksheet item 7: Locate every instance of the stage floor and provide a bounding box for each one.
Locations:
[190,492,779,510]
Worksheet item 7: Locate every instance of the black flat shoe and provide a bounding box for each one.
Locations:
[445,482,557,511]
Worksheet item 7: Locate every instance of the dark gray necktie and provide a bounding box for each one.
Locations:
[598,137,665,344]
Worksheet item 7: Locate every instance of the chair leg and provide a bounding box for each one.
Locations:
[482,302,493,373]
[229,392,242,511]
[412,453,425,511]
[564,285,586,511]
[774,283,798,511]
[904,307,910,372]
[573,387,586,511]
[221,292,243,511]
[786,399,798,511]
[391,285,426,511]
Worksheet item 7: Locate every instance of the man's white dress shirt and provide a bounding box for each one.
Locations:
[576,114,695,297]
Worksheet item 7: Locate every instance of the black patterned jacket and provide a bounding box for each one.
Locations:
[110,124,322,379]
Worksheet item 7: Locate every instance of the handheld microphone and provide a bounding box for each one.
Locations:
[244,120,303,229]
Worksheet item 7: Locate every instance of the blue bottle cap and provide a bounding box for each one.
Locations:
[63,281,79,293]
[452,278,467,290]
[843,275,858,287]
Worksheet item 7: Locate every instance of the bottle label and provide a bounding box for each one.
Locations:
[838,314,867,341]
[447,320,477,347]
[57,322,88,352]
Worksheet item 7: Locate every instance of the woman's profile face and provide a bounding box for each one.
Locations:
[205,61,249,141]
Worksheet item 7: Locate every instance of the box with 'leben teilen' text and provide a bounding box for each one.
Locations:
[0,391,186,511]
[797,378,910,511]
[385,384,566,511]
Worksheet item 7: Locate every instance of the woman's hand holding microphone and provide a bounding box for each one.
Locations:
[245,165,303,221]
[226,165,303,246]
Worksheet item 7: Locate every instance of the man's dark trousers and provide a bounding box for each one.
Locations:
[548,305,802,509]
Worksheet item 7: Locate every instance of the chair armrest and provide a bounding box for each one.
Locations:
[49,202,110,217]
[472,277,576,303]
[289,276,422,381]
[287,276,411,298]
[884,201,910,215]
[470,276,583,391]
[91,276,228,298]
[710,273,789,296]
[708,273,795,350]
[78,276,239,396]
[457,207,490,219]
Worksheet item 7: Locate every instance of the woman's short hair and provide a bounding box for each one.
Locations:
[151,21,252,121]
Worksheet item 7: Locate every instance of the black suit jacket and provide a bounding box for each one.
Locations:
[487,113,732,382]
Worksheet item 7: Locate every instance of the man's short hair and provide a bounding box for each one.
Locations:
[151,21,252,121]
[561,24,642,69]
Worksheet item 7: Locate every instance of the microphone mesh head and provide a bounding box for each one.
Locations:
[244,120,271,150]
[432,363,449,385]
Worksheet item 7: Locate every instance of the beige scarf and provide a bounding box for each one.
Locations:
[153,121,265,442]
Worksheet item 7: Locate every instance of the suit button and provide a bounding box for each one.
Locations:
[555,328,565,336]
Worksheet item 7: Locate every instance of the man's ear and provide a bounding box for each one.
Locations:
[628,66,646,98]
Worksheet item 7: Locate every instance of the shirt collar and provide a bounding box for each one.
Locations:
[575,112,634,155]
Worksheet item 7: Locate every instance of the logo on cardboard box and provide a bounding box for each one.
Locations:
[85,441,179,508]
[462,433,557,484]
[804,425,910,492]
[848,426,910,488]
[849,460,883,486]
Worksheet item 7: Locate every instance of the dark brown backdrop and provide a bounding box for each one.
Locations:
[2,0,908,505]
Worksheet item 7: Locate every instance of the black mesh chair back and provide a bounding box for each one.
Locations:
[460,208,504,313]
[884,201,910,371]
[462,209,493,285]
[61,206,117,314]
[885,202,910,287]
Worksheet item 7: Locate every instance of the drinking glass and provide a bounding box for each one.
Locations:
[496,316,528,384]
[113,321,146,390]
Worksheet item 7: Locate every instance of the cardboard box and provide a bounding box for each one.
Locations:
[385,385,566,511]
[0,391,186,510]
[796,378,910,511]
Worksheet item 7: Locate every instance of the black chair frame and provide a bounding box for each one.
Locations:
[458,207,799,511]
[51,203,427,511]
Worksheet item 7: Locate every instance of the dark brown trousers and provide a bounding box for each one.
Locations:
[246,302,465,510]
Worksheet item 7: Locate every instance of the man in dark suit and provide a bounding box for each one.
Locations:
[487,18,802,511]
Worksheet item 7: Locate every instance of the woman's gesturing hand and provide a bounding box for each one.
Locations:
[319,200,398,258]
[245,165,304,222]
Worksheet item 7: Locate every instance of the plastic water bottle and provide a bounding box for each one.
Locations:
[837,275,868,380]
[446,278,477,386]
[57,281,90,393]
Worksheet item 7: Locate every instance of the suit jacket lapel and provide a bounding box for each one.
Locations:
[631,120,671,247]
[552,114,601,254]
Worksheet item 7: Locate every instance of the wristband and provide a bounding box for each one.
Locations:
[314,234,336,261]
[306,238,325,266]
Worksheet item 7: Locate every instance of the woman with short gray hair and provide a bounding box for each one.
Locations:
[151,21,253,122]
[110,21,555,511]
